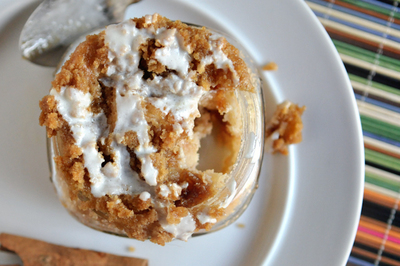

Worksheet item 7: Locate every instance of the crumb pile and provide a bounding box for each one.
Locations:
[265,101,305,155]
[39,14,256,245]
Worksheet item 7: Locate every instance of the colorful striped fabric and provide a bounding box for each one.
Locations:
[304,0,400,265]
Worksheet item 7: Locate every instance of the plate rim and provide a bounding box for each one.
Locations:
[0,0,365,265]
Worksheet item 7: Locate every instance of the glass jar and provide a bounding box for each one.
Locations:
[46,21,265,240]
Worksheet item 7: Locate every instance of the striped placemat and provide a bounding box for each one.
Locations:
[304,0,400,265]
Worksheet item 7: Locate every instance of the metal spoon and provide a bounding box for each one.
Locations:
[19,0,141,67]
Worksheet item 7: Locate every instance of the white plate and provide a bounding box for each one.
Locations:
[0,0,364,265]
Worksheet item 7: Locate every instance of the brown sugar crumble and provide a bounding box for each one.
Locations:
[262,62,278,71]
[39,14,256,245]
[266,101,305,155]
[236,223,245,228]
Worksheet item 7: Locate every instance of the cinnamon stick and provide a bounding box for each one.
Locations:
[0,233,147,266]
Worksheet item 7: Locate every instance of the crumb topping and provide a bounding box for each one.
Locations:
[266,101,305,155]
[39,14,255,245]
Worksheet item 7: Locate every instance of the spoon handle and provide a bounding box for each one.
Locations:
[20,0,141,67]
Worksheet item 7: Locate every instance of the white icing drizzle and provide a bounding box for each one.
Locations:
[170,183,182,198]
[154,28,190,76]
[113,92,158,186]
[201,34,239,84]
[146,75,205,123]
[139,191,151,201]
[197,211,217,224]
[51,86,150,197]
[161,213,197,241]
[103,20,160,186]
[159,184,171,198]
